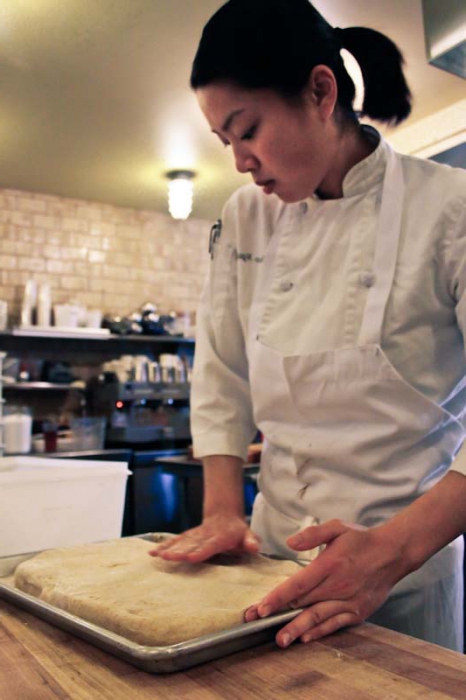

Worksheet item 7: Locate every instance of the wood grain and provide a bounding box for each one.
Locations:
[1,599,465,700]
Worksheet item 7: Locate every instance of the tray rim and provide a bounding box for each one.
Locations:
[0,533,304,673]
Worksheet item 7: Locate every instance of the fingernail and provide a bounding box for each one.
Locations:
[301,633,313,644]
[279,633,292,648]
[258,604,272,618]
[287,534,300,545]
[245,608,258,622]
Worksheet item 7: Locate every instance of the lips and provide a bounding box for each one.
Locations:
[255,179,275,195]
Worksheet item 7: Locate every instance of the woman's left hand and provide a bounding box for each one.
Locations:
[244,519,408,647]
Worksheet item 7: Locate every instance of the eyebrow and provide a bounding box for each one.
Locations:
[221,108,245,133]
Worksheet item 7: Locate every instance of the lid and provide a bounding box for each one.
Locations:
[0,456,131,483]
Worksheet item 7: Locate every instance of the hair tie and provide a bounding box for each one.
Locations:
[333,26,344,49]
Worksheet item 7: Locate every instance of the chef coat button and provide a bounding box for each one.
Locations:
[298,202,308,215]
[359,271,376,288]
[279,281,294,292]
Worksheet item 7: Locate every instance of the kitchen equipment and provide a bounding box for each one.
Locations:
[0,300,7,331]
[0,533,303,673]
[20,280,37,327]
[32,431,79,454]
[70,417,106,451]
[0,456,130,558]
[159,354,187,382]
[3,405,32,454]
[41,361,75,384]
[149,361,161,382]
[86,309,102,328]
[42,420,58,453]
[133,355,151,382]
[53,304,80,328]
[37,284,51,327]
[89,374,190,445]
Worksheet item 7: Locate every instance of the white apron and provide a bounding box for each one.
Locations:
[248,143,465,651]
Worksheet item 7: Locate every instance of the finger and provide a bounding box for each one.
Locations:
[242,532,261,553]
[256,562,328,617]
[287,518,349,551]
[244,605,261,622]
[299,613,360,643]
[156,536,223,562]
[148,531,201,557]
[275,602,359,648]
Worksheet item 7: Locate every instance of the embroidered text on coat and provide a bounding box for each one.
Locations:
[233,249,265,263]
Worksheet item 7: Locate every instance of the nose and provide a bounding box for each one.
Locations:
[232,144,258,174]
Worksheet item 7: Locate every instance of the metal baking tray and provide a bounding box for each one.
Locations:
[0,533,303,673]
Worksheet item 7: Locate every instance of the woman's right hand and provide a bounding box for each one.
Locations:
[148,514,261,563]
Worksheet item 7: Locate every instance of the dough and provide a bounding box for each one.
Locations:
[14,538,302,646]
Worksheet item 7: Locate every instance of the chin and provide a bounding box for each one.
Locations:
[275,184,314,204]
[276,192,305,204]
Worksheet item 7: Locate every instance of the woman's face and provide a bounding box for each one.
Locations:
[196,77,339,203]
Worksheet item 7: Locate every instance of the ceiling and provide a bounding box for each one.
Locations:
[0,0,465,221]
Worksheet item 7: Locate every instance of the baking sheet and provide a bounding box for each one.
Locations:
[0,534,303,673]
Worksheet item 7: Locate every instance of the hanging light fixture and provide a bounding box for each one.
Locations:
[166,169,196,220]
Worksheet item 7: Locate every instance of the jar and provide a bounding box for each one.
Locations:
[3,405,33,454]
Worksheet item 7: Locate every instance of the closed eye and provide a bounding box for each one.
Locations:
[213,131,230,148]
[241,125,257,141]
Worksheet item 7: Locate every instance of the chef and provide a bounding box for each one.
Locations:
[151,0,466,652]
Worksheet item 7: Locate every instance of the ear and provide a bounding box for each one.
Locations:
[307,65,338,120]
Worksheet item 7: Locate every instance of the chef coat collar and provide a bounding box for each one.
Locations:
[310,125,385,203]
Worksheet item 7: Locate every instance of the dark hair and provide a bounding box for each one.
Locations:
[191,0,411,125]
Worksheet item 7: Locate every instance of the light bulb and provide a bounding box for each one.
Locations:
[167,171,195,220]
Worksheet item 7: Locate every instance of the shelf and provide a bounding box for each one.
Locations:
[2,382,85,391]
[0,331,194,343]
[0,332,195,363]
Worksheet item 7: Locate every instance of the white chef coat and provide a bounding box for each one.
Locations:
[192,128,466,474]
[190,128,466,650]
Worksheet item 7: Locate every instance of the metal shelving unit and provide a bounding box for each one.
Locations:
[0,331,194,364]
[2,382,85,391]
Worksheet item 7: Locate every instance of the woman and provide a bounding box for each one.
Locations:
[151,0,466,651]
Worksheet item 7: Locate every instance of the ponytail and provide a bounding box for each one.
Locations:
[335,27,412,125]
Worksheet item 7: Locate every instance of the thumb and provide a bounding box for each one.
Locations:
[287,518,352,551]
[243,530,261,553]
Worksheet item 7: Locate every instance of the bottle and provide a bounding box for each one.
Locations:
[37,283,52,327]
[20,280,37,328]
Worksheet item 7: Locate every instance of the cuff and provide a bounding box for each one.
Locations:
[192,429,253,462]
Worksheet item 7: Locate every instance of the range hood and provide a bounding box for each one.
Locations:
[422,0,466,79]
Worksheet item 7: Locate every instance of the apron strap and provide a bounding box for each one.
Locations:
[358,145,405,346]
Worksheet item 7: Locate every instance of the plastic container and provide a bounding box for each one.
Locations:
[3,405,32,454]
[0,456,131,557]
[70,417,106,450]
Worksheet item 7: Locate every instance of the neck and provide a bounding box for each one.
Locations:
[316,126,377,200]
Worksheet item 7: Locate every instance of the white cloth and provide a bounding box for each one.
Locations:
[191,129,466,650]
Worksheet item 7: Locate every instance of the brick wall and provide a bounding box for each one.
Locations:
[0,188,211,325]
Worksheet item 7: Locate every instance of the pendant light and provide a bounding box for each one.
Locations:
[166,170,195,220]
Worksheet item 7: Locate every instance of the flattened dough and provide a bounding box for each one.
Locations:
[14,538,302,646]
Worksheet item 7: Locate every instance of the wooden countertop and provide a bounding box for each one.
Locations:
[1,598,466,699]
